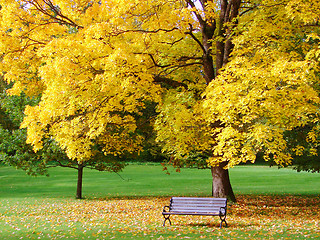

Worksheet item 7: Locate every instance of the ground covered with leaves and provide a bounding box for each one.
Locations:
[0,195,319,239]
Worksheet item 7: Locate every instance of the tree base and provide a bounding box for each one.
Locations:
[211,162,236,202]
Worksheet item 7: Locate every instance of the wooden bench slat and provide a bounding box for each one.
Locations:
[163,212,220,216]
[166,198,227,203]
[171,197,227,200]
[171,207,222,212]
[172,205,225,208]
[171,204,225,208]
[172,201,226,204]
[170,210,224,215]
[171,205,223,208]
[171,201,226,204]
[172,203,225,205]
[169,209,221,212]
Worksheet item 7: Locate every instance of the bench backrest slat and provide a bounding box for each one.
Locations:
[171,208,221,212]
[171,202,225,205]
[171,198,226,204]
[169,197,227,214]
[171,197,227,201]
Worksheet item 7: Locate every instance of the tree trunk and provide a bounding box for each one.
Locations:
[190,0,241,203]
[76,163,84,199]
[211,162,236,202]
[208,0,241,203]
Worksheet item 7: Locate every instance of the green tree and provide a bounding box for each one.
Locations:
[0,82,126,199]
[284,125,320,173]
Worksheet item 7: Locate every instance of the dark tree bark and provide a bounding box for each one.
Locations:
[216,0,241,73]
[211,163,236,202]
[76,163,84,199]
[191,0,241,202]
[209,0,241,202]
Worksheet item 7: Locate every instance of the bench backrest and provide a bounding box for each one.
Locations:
[170,197,227,214]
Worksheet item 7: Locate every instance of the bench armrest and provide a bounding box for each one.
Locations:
[219,206,227,216]
[163,205,171,213]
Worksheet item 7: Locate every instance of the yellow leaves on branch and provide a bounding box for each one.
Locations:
[1,0,186,160]
[285,0,320,25]
[203,0,320,168]
[3,0,320,169]
[0,0,205,163]
[21,41,158,159]
[21,105,45,151]
[155,90,214,159]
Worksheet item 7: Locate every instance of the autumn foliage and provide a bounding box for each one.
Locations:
[1,195,320,239]
[1,0,320,185]
[203,0,320,168]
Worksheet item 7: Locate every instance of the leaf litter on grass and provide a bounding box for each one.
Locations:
[0,195,319,239]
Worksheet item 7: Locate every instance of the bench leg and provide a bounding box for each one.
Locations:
[219,215,227,228]
[163,214,172,226]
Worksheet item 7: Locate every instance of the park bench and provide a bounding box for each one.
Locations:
[162,197,228,228]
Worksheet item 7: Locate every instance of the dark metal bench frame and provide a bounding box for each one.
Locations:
[162,197,228,228]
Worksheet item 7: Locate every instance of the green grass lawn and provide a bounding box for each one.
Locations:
[230,165,320,195]
[1,164,319,199]
[0,164,320,239]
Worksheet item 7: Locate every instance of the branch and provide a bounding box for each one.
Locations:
[110,27,179,36]
[25,0,83,29]
[44,0,82,29]
[49,159,79,170]
[185,23,206,53]
[186,0,205,26]
[148,54,171,68]
[153,75,188,89]
[113,171,131,181]
[239,4,259,16]
[159,37,184,46]
[177,56,202,61]
[303,22,320,27]
[8,38,45,55]
[143,52,202,70]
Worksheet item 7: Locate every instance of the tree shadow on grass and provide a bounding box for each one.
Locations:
[235,194,320,207]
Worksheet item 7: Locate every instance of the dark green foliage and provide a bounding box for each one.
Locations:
[0,82,49,175]
[134,100,168,163]
[0,81,130,198]
[0,82,126,176]
[285,125,320,173]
